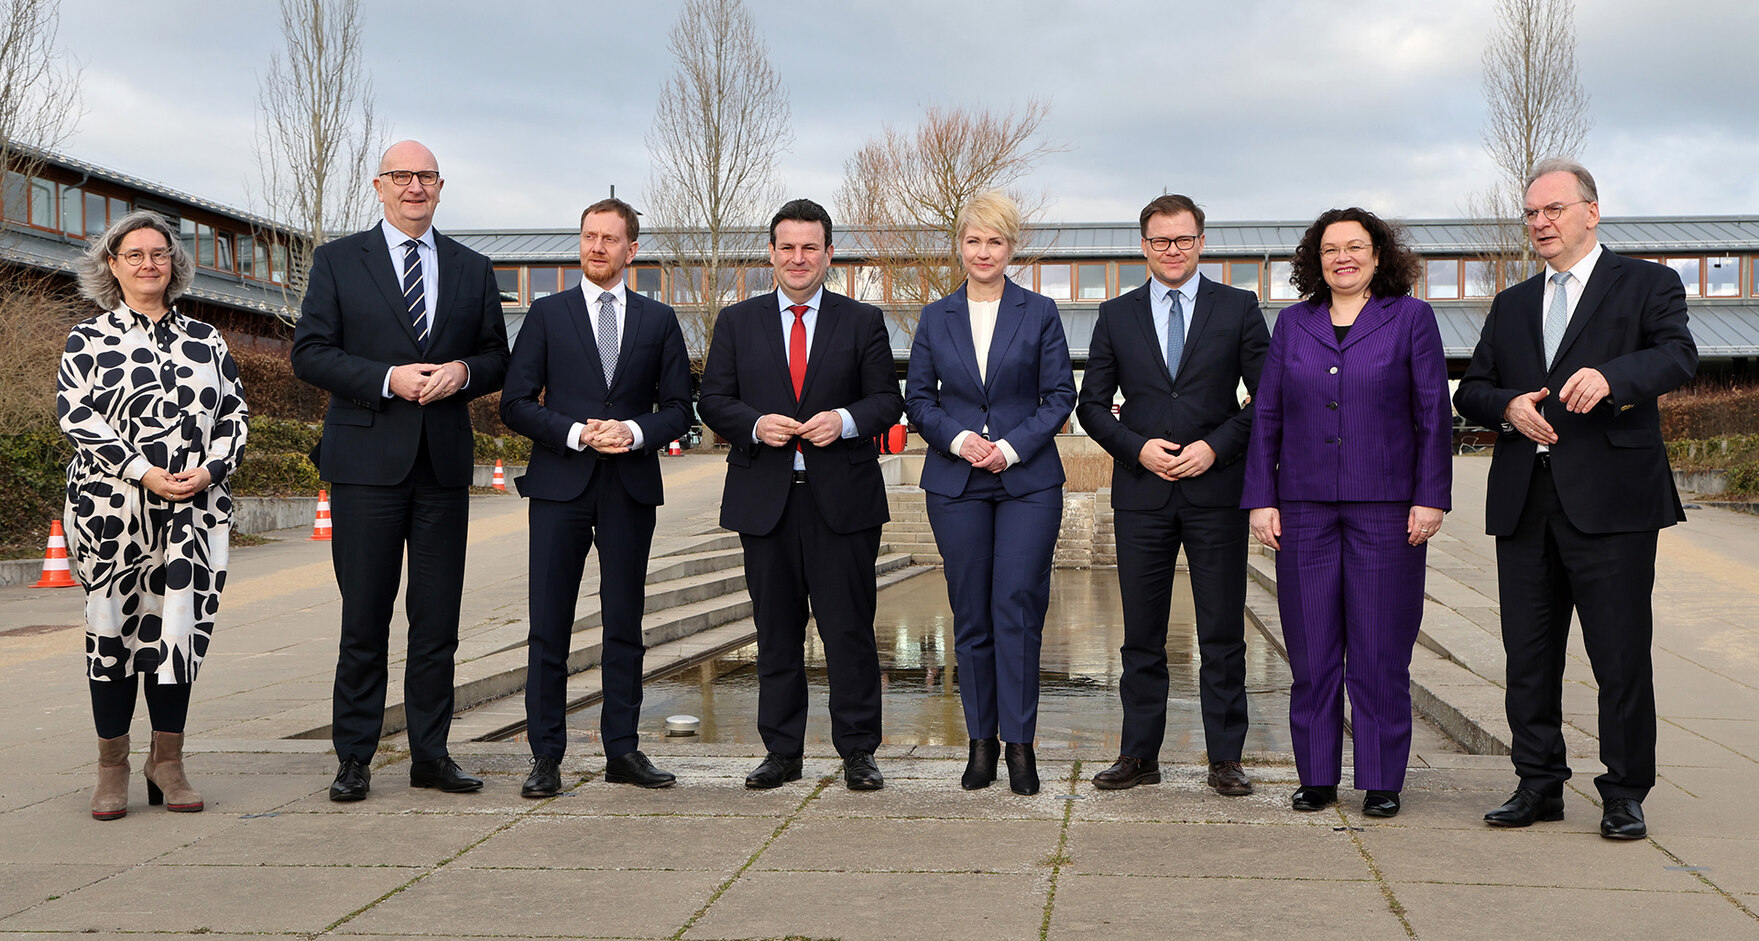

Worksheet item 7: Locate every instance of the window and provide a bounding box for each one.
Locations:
[1005,264,1031,290]
[630,266,661,299]
[84,191,107,237]
[495,267,522,306]
[59,185,81,235]
[746,266,773,296]
[29,176,55,228]
[850,266,883,302]
[528,267,562,301]
[215,231,234,272]
[1268,260,1299,301]
[195,223,217,268]
[255,240,272,283]
[1464,260,1495,298]
[1229,261,1260,296]
[1426,259,1460,300]
[562,268,583,291]
[713,266,738,302]
[891,266,921,303]
[672,267,703,304]
[1664,258,1701,298]
[2,171,24,222]
[179,217,197,262]
[237,234,254,278]
[1706,256,1739,298]
[1038,264,1071,300]
[825,266,848,295]
[271,243,287,284]
[1116,263,1147,296]
[109,197,129,226]
[1196,261,1223,283]
[1077,263,1108,300]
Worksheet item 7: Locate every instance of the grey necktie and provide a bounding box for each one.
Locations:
[401,239,427,352]
[1544,271,1570,367]
[1166,289,1186,377]
[597,291,618,387]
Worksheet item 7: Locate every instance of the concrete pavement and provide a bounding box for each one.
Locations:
[1,453,1756,939]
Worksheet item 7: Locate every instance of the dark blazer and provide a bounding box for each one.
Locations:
[1455,250,1697,535]
[291,225,509,487]
[1075,276,1269,510]
[1241,294,1453,510]
[697,289,903,536]
[499,287,693,505]
[904,279,1075,498]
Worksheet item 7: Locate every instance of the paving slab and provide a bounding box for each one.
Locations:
[1391,882,1752,941]
[342,866,724,939]
[458,814,777,871]
[686,870,1047,941]
[1360,825,1700,892]
[159,810,504,867]
[0,863,126,919]
[758,817,1065,873]
[1065,819,1369,878]
[1047,873,1409,941]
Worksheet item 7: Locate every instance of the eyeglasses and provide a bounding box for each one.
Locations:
[379,169,440,186]
[1320,242,1373,261]
[1521,200,1588,223]
[113,249,173,267]
[1145,235,1199,252]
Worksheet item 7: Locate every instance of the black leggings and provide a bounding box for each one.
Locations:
[90,675,192,739]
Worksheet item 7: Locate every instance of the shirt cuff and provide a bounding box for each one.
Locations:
[122,456,152,483]
[996,439,1020,468]
[837,408,856,439]
[625,420,644,451]
[950,430,973,456]
[382,367,395,398]
[751,419,762,444]
[454,360,471,390]
[205,459,229,487]
[566,422,587,451]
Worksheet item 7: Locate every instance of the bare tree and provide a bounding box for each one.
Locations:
[0,0,81,225]
[644,0,792,370]
[834,101,1060,339]
[1467,0,1593,294]
[253,0,381,322]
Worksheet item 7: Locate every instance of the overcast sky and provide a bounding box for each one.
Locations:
[53,0,1759,231]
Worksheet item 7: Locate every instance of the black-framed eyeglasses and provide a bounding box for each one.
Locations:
[1521,200,1588,223]
[1146,235,1199,252]
[379,169,440,186]
[112,249,173,267]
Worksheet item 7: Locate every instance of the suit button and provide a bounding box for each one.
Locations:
[1171,392,1179,399]
[1327,401,1338,410]
[1328,366,1339,375]
[979,404,988,412]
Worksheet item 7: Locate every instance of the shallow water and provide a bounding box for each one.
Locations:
[566,569,1294,752]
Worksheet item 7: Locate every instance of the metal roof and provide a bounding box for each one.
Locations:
[13,143,290,233]
[2,221,294,316]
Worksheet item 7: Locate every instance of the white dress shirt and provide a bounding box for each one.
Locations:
[760,288,856,471]
[567,279,645,452]
[948,294,1020,469]
[378,220,469,397]
[1150,271,1200,355]
[1536,241,1604,453]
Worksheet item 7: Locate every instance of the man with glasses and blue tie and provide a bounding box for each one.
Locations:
[292,140,509,802]
[500,198,693,796]
[1076,194,1270,796]
[1457,159,1697,840]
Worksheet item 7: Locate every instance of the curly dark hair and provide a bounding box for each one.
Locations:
[1288,207,1421,303]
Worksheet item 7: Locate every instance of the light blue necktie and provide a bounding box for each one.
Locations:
[1166,290,1185,378]
[1543,271,1570,367]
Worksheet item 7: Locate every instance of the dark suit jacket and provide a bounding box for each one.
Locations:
[1455,250,1697,535]
[1241,294,1453,510]
[697,289,903,536]
[499,287,693,505]
[904,279,1075,498]
[291,224,509,488]
[1075,276,1270,511]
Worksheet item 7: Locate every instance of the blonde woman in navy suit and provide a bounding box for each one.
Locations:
[904,191,1076,795]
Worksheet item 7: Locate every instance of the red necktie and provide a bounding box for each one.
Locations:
[789,305,808,400]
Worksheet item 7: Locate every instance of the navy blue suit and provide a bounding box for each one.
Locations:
[905,279,1074,742]
[500,285,692,759]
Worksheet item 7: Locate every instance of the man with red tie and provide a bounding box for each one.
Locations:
[697,198,903,791]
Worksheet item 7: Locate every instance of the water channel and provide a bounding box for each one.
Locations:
[560,570,1295,752]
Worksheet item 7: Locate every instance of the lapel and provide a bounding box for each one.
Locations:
[1125,283,1172,386]
[1552,250,1621,372]
[1337,295,1398,351]
[561,286,611,396]
[944,286,983,391]
[1174,275,1219,379]
[983,279,1029,393]
[760,291,795,404]
[359,227,421,350]
[613,290,648,392]
[799,290,843,406]
[1296,300,1340,350]
[427,231,462,347]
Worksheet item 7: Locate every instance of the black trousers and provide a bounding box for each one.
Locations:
[1113,490,1251,762]
[525,461,656,760]
[329,440,469,763]
[1496,461,1658,802]
[742,481,883,758]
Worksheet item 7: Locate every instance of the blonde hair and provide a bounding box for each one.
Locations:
[954,190,1023,255]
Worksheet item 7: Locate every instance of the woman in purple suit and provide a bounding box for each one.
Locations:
[1241,208,1452,818]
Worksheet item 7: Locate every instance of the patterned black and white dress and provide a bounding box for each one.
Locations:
[56,306,249,685]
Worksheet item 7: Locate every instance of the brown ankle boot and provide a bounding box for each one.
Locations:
[144,731,203,812]
[92,735,130,821]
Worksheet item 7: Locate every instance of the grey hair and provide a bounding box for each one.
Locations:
[1526,158,1598,203]
[77,210,195,310]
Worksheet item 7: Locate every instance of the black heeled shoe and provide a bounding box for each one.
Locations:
[1291,784,1338,812]
[1004,742,1039,795]
[962,737,999,790]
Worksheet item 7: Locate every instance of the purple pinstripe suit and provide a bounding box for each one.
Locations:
[1241,294,1452,791]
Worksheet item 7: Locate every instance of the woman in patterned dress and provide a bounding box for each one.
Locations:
[57,210,248,820]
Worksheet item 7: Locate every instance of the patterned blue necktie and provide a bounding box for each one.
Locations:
[1543,271,1570,367]
[402,239,427,353]
[1166,289,1186,377]
[597,291,618,387]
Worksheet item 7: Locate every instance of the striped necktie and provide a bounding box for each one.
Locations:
[402,239,427,352]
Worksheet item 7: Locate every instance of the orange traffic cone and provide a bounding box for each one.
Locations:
[309,489,332,541]
[492,459,507,491]
[667,439,682,456]
[34,520,78,588]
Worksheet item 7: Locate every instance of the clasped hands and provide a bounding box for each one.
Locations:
[141,466,212,502]
[757,411,843,448]
[958,434,1007,474]
[390,361,467,405]
[1138,437,1215,482]
[578,419,635,454]
[1503,367,1610,445]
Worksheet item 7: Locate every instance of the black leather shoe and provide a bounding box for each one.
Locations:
[409,756,484,793]
[1291,785,1338,811]
[605,750,676,788]
[1004,742,1039,795]
[329,757,371,802]
[962,737,999,790]
[745,752,803,789]
[521,755,562,798]
[1208,760,1254,796]
[1484,787,1564,827]
[1600,797,1646,840]
[1363,789,1401,817]
[843,751,884,790]
[1092,756,1161,790]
